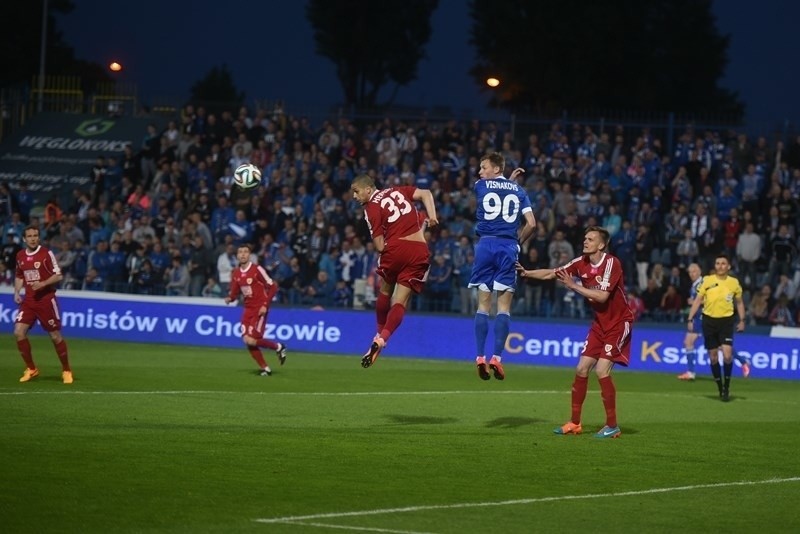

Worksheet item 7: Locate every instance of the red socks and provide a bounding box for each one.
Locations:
[598,376,617,428]
[376,292,391,333]
[17,338,35,369]
[380,303,406,343]
[570,375,589,424]
[54,339,71,372]
[247,347,268,369]
[256,338,279,351]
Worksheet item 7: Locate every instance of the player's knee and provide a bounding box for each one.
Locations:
[49,331,63,344]
[242,335,256,346]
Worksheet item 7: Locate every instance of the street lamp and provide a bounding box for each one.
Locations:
[486,77,500,88]
[37,0,49,112]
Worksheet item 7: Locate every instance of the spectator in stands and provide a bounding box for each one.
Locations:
[132,259,156,295]
[426,254,453,312]
[676,228,700,269]
[126,244,148,291]
[165,255,190,296]
[304,270,335,307]
[768,224,796,285]
[82,267,104,291]
[768,295,796,327]
[641,279,663,319]
[747,285,773,326]
[659,284,683,322]
[736,221,761,291]
[634,224,655,291]
[201,276,222,298]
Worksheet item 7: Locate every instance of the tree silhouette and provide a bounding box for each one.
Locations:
[469,0,743,119]
[0,0,110,89]
[306,0,439,108]
[189,64,245,113]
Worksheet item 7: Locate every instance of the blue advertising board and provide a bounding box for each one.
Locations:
[2,290,798,380]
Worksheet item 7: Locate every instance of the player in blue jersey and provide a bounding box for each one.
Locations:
[677,263,703,380]
[678,263,751,380]
[469,152,536,380]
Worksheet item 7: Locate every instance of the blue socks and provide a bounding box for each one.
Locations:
[684,348,696,373]
[474,312,489,356]
[494,313,510,356]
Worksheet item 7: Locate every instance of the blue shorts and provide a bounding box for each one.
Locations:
[468,237,519,292]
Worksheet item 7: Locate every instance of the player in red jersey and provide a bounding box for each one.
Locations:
[224,244,287,376]
[518,226,634,439]
[14,226,74,384]
[350,174,438,368]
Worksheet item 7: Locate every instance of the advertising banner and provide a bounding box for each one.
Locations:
[0,112,163,203]
[1,290,798,380]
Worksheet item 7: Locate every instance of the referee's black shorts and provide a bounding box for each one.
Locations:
[701,314,735,349]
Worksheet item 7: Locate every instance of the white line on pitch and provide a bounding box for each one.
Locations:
[253,477,800,524]
[282,521,435,534]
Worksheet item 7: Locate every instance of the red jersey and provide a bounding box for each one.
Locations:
[228,262,277,309]
[560,253,634,329]
[364,186,426,246]
[15,245,61,302]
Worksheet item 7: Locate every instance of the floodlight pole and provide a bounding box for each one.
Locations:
[38,0,49,113]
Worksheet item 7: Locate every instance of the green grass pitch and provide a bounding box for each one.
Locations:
[1,334,798,533]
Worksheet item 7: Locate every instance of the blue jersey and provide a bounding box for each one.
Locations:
[469,177,533,292]
[690,276,703,333]
[473,178,532,239]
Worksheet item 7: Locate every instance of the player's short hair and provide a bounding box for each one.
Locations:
[352,174,375,189]
[238,243,254,253]
[23,225,39,236]
[716,252,731,263]
[586,225,610,249]
[480,152,506,172]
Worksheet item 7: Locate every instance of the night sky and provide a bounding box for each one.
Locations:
[55,0,800,128]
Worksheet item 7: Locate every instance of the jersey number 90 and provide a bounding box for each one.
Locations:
[482,192,520,223]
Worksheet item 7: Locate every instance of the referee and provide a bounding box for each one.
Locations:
[686,253,746,401]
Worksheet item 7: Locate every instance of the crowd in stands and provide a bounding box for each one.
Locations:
[2,102,800,327]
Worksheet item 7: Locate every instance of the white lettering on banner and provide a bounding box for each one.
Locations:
[195,315,243,337]
[0,303,13,324]
[520,337,583,358]
[165,317,188,334]
[61,309,158,332]
[266,321,341,342]
[19,136,130,153]
[740,350,799,371]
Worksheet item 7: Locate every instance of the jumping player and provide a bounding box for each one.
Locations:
[469,152,536,380]
[350,174,438,368]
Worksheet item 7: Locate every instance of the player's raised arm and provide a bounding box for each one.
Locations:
[413,188,438,227]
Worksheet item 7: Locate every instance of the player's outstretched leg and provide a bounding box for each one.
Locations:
[361,335,385,368]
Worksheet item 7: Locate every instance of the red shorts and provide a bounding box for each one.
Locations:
[16,296,62,332]
[241,308,267,339]
[581,320,632,367]
[376,240,431,294]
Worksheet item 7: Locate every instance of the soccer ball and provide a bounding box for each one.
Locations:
[233,163,262,189]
